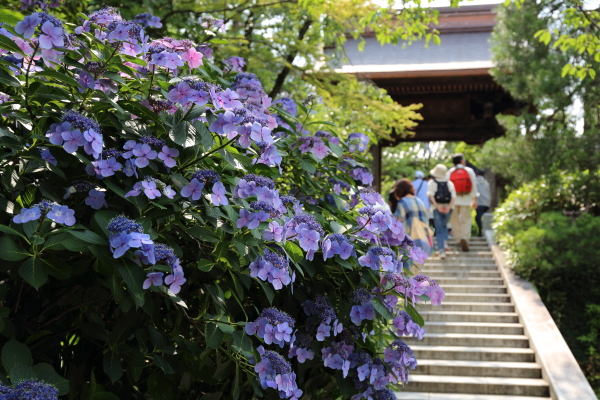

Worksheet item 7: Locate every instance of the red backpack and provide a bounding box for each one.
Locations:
[449,168,472,196]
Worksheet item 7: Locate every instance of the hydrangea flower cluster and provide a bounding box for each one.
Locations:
[12,200,75,226]
[350,288,376,325]
[393,311,425,339]
[245,307,295,347]
[255,346,302,400]
[46,110,103,159]
[181,170,228,205]
[413,275,446,305]
[107,215,153,260]
[283,213,325,260]
[322,233,355,260]
[359,246,402,273]
[322,340,356,377]
[288,332,315,363]
[303,295,342,341]
[0,380,58,400]
[142,244,185,294]
[347,132,370,153]
[249,246,293,290]
[126,176,175,199]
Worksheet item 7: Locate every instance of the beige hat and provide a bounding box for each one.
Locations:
[430,164,448,180]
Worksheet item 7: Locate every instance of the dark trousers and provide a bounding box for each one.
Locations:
[475,205,490,236]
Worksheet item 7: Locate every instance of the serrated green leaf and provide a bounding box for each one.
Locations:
[197,259,215,272]
[0,34,24,56]
[19,257,47,290]
[9,364,36,384]
[0,68,20,87]
[406,303,425,327]
[33,70,80,88]
[205,322,224,349]
[68,229,107,245]
[103,349,122,383]
[2,339,32,372]
[118,100,166,135]
[283,241,304,264]
[372,297,394,320]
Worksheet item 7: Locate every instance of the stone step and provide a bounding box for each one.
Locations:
[442,285,507,294]
[412,359,542,379]
[444,293,512,303]
[411,345,535,362]
[432,277,505,286]
[423,270,501,278]
[430,251,492,257]
[418,302,515,313]
[425,260,498,266]
[424,322,524,335]
[404,375,549,397]
[420,311,519,323]
[396,391,550,400]
[421,264,498,271]
[405,333,529,348]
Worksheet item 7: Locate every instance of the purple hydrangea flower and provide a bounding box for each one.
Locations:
[143,272,164,289]
[40,148,57,165]
[210,181,228,206]
[47,204,75,226]
[61,129,86,153]
[165,269,186,294]
[39,21,64,49]
[157,146,179,168]
[13,205,41,224]
[15,13,42,39]
[85,189,107,209]
[132,143,157,168]
[46,121,71,145]
[180,178,204,201]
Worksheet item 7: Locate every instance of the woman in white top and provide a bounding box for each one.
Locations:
[427,164,456,259]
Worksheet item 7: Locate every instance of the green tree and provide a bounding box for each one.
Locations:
[478,0,600,191]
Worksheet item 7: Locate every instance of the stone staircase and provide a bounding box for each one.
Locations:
[397,237,551,400]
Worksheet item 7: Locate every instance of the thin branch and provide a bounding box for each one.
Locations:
[269,18,313,98]
[38,296,111,329]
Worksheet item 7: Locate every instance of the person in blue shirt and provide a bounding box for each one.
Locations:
[412,170,431,224]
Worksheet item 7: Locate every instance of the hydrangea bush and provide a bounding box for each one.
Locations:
[0,7,445,399]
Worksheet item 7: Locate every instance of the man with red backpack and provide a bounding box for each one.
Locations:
[447,153,478,252]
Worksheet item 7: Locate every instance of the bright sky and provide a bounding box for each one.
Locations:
[375,0,504,7]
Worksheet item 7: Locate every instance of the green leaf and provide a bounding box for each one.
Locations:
[188,226,220,242]
[0,68,20,87]
[2,340,32,372]
[0,9,25,26]
[42,257,72,280]
[32,363,70,395]
[68,229,107,245]
[117,261,146,307]
[299,158,316,174]
[406,303,425,327]
[372,297,394,320]
[118,100,166,135]
[197,259,215,272]
[209,38,230,44]
[170,121,195,147]
[231,331,252,352]
[0,236,30,260]
[283,241,304,264]
[103,349,122,383]
[256,279,274,304]
[9,364,36,384]
[150,354,175,374]
[32,70,80,88]
[147,373,174,400]
[19,257,48,290]
[205,322,224,349]
[0,34,24,56]
[90,393,120,400]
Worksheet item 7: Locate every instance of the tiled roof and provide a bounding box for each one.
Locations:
[335,31,493,74]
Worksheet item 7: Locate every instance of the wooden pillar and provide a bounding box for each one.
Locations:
[370,143,382,193]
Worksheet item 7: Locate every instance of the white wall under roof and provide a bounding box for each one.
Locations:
[336,31,493,73]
